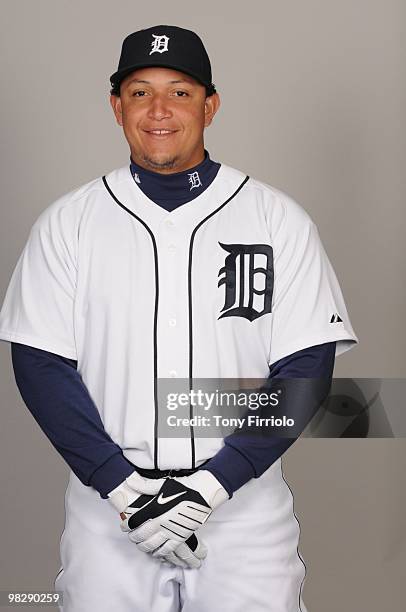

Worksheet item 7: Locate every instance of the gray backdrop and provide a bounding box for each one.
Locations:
[0,1,405,610]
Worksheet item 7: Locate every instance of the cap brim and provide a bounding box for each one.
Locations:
[109,62,208,90]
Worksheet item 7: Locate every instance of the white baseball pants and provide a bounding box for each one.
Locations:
[54,458,308,612]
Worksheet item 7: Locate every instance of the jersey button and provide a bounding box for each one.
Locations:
[165,219,175,228]
[168,243,176,253]
[169,370,178,378]
[169,318,177,327]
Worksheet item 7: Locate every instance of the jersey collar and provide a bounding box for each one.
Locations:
[102,163,249,230]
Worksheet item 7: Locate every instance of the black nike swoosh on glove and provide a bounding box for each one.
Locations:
[127,478,210,531]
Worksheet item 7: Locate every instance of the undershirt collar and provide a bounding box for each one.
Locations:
[129,149,221,212]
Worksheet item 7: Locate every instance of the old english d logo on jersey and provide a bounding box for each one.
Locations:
[149,34,170,55]
[218,243,274,321]
[188,171,202,191]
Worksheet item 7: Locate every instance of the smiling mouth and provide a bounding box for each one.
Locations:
[144,129,178,136]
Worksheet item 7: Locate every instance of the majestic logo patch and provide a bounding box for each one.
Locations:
[218,243,274,322]
[330,312,343,323]
[149,34,170,55]
[188,171,202,191]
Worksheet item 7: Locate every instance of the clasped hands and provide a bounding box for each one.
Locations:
[108,469,229,569]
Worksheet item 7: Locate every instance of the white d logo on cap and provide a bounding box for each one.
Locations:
[149,34,170,55]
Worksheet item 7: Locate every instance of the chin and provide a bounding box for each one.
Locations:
[141,151,180,171]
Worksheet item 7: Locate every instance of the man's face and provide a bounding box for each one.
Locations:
[110,66,220,173]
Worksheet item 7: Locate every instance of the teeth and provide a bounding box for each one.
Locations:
[149,130,173,135]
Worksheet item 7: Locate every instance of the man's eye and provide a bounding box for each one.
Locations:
[132,90,146,97]
[175,91,189,97]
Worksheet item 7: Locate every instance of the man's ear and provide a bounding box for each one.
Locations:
[204,92,221,128]
[110,95,123,127]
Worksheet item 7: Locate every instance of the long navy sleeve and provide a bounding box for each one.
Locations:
[200,342,336,496]
[10,343,135,497]
[10,340,335,499]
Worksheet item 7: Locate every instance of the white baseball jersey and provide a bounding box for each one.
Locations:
[0,162,358,611]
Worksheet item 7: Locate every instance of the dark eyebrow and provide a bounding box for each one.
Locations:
[125,78,193,86]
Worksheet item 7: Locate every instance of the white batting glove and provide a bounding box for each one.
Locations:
[107,471,166,514]
[158,532,208,569]
[107,471,208,569]
[120,470,229,562]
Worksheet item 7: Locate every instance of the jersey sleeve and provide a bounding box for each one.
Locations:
[268,194,358,366]
[11,343,135,497]
[0,201,78,359]
[201,342,336,496]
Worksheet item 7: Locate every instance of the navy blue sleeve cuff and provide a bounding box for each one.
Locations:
[198,443,256,498]
[89,452,136,498]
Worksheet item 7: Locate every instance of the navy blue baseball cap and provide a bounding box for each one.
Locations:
[110,25,216,95]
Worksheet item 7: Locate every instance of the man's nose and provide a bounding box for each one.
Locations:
[147,94,172,120]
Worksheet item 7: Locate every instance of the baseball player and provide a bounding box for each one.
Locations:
[0,25,358,611]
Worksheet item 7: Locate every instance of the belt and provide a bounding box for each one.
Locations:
[133,459,210,480]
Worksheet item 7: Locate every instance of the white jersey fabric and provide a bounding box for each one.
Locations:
[0,162,358,611]
[0,162,358,471]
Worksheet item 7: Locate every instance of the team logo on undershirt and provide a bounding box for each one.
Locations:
[217,243,274,322]
[149,34,170,55]
[188,171,202,190]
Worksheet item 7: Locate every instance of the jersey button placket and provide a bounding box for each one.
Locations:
[165,220,178,376]
[158,217,186,379]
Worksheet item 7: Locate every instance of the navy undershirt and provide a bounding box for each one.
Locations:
[129,148,221,211]
[10,150,336,498]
